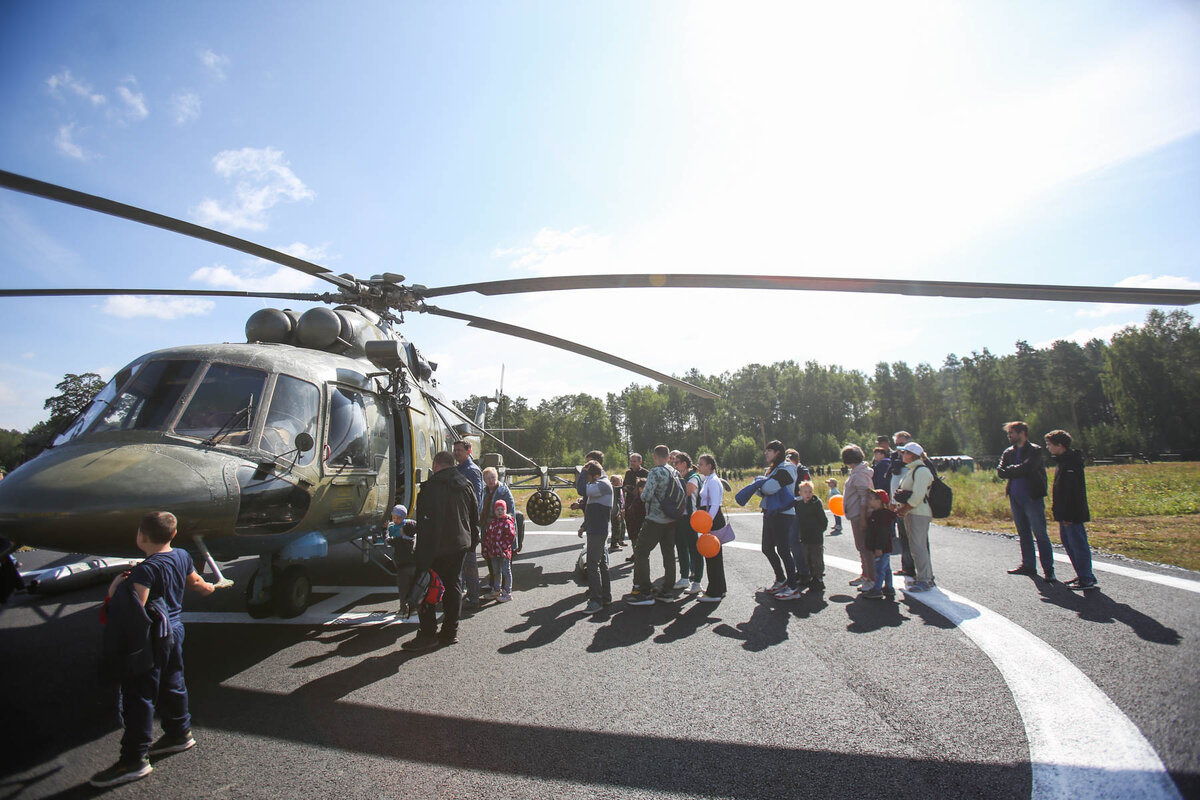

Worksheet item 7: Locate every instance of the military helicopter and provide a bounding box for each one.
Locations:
[1,169,1198,617]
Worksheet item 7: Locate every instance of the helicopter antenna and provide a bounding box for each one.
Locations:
[420,390,541,470]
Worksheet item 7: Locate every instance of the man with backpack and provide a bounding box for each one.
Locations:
[625,444,683,605]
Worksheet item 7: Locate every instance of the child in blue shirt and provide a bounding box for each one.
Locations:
[91,511,216,788]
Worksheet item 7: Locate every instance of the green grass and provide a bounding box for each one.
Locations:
[941,462,1200,520]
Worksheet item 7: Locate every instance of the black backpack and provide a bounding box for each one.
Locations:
[918,464,953,518]
[659,470,689,520]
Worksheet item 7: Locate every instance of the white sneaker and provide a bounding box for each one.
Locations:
[849,576,865,586]
[775,587,801,600]
[685,581,702,594]
[767,581,787,594]
[697,593,724,603]
[674,578,690,590]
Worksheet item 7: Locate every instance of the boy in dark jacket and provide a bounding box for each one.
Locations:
[1045,430,1098,591]
[92,511,216,788]
[794,481,828,591]
[862,490,898,599]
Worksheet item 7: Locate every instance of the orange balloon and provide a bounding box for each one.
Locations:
[828,495,845,517]
[696,533,721,558]
[690,509,713,534]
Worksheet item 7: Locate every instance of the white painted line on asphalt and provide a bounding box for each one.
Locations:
[836,550,1182,800]
[1051,553,1200,594]
[725,540,1182,798]
[183,586,432,627]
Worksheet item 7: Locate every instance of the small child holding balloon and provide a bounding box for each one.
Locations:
[826,478,844,535]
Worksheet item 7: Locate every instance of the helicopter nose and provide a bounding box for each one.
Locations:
[0,443,238,556]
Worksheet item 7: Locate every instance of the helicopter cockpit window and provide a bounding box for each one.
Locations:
[327,387,372,469]
[89,360,199,435]
[259,375,319,465]
[54,362,140,445]
[174,364,267,445]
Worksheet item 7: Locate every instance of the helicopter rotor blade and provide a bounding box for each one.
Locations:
[421,305,721,400]
[417,273,1200,306]
[0,288,333,301]
[0,170,357,292]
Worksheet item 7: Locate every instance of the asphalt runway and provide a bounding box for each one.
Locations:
[1,512,1198,800]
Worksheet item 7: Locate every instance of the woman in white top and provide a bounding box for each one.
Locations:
[893,442,935,592]
[696,453,727,601]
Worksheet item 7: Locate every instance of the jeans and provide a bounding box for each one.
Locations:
[633,519,676,594]
[1009,494,1055,574]
[1059,522,1095,583]
[786,516,810,587]
[761,513,796,585]
[489,556,512,595]
[872,553,893,591]
[675,517,704,583]
[461,545,481,603]
[419,549,469,637]
[585,504,612,602]
[120,623,189,762]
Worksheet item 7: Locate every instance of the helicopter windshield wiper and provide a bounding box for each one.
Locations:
[203,396,254,447]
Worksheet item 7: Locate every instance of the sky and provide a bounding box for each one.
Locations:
[1,0,1199,432]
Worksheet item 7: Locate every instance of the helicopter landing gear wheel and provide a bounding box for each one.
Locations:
[526,489,562,526]
[274,565,312,618]
[245,567,277,618]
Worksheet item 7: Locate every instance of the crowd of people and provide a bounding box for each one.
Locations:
[388,424,1100,635]
[89,423,1098,787]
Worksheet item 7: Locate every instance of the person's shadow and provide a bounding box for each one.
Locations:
[713,590,828,651]
[843,594,910,633]
[1036,583,1181,645]
[653,600,723,644]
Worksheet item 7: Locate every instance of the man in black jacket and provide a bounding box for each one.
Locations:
[997,420,1055,581]
[1045,430,1098,590]
[404,450,480,650]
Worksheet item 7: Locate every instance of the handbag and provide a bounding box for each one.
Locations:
[711,508,735,544]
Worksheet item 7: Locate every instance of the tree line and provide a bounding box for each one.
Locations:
[459,309,1200,469]
[3,309,1196,472]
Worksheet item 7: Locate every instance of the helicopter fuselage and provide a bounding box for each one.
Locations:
[0,322,452,565]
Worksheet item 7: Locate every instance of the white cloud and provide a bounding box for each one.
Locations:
[45,69,106,105]
[190,243,330,293]
[192,147,315,231]
[171,92,201,124]
[493,227,611,273]
[113,79,148,123]
[55,123,85,160]
[1034,323,1132,350]
[101,296,216,319]
[199,49,230,80]
[1076,274,1200,318]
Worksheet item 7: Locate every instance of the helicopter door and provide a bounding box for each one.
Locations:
[324,385,393,526]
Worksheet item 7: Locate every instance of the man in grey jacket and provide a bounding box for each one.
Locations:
[625,444,679,605]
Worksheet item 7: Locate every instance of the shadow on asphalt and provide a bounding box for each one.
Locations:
[711,591,829,651]
[1034,583,1182,645]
